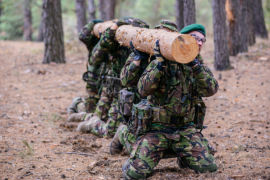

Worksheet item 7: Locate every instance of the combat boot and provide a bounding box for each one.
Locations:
[76,114,101,133]
[110,124,125,155]
[67,112,86,122]
[67,97,83,114]
[177,157,188,169]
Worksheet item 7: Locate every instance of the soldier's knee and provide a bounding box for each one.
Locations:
[179,157,217,173]
[122,159,148,180]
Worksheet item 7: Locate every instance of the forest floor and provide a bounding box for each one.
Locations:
[0,38,270,180]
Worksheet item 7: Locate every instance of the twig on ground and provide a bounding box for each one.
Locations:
[54,151,94,156]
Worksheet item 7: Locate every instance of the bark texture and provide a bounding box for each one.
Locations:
[246,0,255,46]
[98,0,107,21]
[183,0,196,26]
[88,0,96,21]
[37,11,44,42]
[253,0,268,39]
[75,0,87,33]
[175,0,184,31]
[238,0,248,52]
[23,0,32,41]
[106,0,116,21]
[43,0,65,64]
[93,22,199,63]
[212,0,230,71]
[226,0,240,56]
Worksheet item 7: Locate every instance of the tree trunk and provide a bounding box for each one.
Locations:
[43,0,65,64]
[93,22,199,63]
[88,0,96,21]
[106,0,116,21]
[212,0,230,71]
[75,0,87,33]
[23,0,32,41]
[226,0,240,56]
[183,0,196,26]
[253,0,268,39]
[238,0,248,53]
[98,0,107,21]
[246,0,255,46]
[175,0,184,31]
[37,11,44,42]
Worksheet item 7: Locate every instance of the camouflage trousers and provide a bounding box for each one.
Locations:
[83,97,123,138]
[118,125,217,179]
[94,87,113,121]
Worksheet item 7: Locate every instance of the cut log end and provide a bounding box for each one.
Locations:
[171,34,199,64]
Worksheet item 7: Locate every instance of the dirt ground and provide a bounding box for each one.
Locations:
[0,38,270,180]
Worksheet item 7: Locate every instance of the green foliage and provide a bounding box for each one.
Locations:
[263,0,270,30]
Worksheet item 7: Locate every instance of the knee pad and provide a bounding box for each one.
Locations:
[122,159,147,180]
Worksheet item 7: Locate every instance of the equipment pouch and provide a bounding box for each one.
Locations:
[118,88,135,116]
[112,78,122,97]
[130,100,152,136]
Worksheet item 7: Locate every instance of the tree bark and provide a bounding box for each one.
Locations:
[106,0,116,21]
[37,11,44,42]
[93,22,199,63]
[75,0,87,33]
[226,0,240,56]
[212,0,230,71]
[183,0,196,26]
[246,0,255,46]
[43,0,65,64]
[88,0,96,21]
[175,0,184,31]
[23,0,32,41]
[238,0,248,52]
[98,0,107,21]
[253,0,268,39]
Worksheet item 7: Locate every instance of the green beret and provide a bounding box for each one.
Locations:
[180,24,206,36]
[132,19,149,29]
[122,16,134,20]
[155,20,178,32]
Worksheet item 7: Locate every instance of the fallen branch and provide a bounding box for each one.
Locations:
[54,151,94,156]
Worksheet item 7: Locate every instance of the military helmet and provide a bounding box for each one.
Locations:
[132,19,149,29]
[155,20,178,32]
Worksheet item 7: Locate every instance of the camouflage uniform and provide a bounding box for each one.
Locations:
[82,19,150,138]
[117,53,219,179]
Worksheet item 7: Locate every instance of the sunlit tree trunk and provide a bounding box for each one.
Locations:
[23,0,32,41]
[43,0,65,64]
[226,0,240,56]
[75,0,87,33]
[183,0,196,26]
[247,0,255,46]
[212,0,230,71]
[106,0,116,20]
[253,0,268,39]
[88,0,96,21]
[175,0,184,31]
[98,0,106,21]
[238,0,248,52]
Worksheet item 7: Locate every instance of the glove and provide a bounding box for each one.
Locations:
[186,58,200,67]
[130,41,149,61]
[92,19,103,24]
[154,40,165,71]
[115,20,129,27]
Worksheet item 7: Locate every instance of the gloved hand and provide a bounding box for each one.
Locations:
[154,40,165,71]
[130,41,149,61]
[92,19,103,24]
[186,58,200,67]
[115,20,130,27]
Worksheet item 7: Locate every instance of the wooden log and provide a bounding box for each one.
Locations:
[93,23,198,63]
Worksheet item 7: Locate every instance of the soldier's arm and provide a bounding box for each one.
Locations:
[137,60,163,96]
[89,41,108,67]
[79,22,100,52]
[99,27,118,53]
[120,53,142,87]
[192,64,219,97]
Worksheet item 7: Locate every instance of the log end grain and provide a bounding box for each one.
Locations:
[171,34,199,64]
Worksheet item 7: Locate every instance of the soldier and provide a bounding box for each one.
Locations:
[110,24,219,179]
[69,19,150,139]
[67,19,107,114]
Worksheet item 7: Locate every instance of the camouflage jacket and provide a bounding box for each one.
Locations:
[137,57,219,118]
[100,28,130,77]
